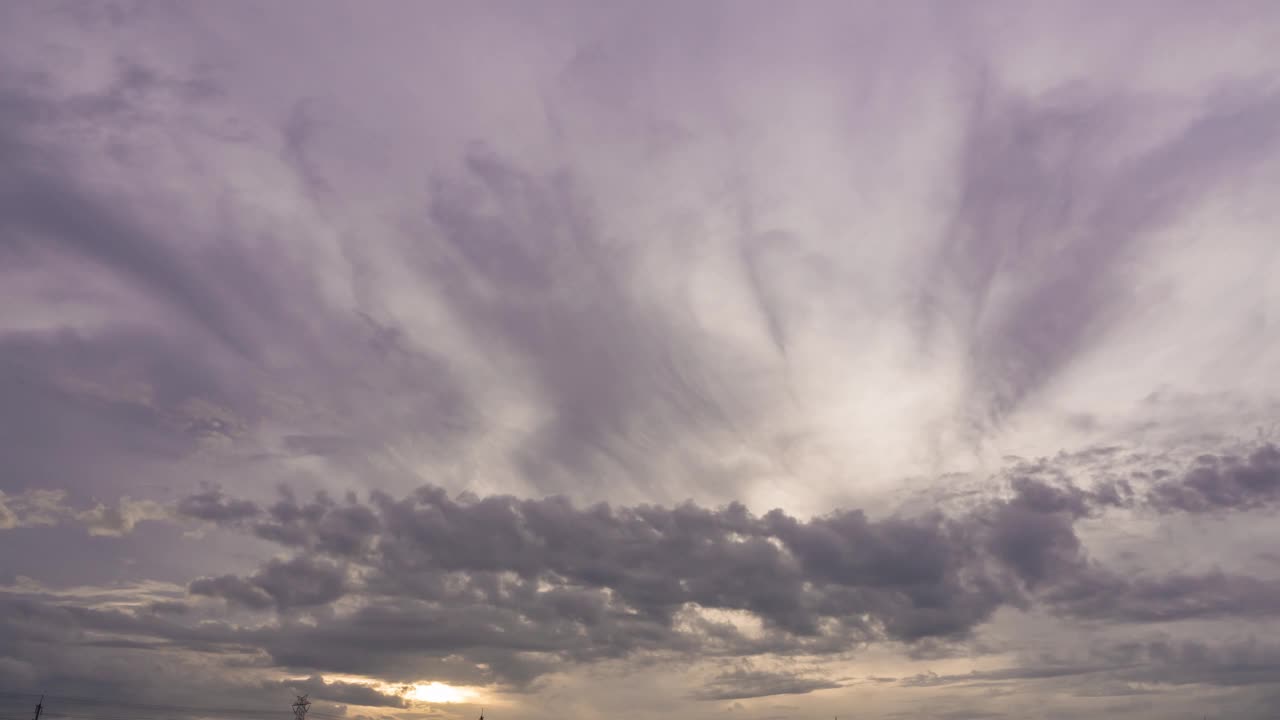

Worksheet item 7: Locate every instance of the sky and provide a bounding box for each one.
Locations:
[2,1,1280,719]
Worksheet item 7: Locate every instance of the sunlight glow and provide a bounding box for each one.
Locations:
[408,682,472,704]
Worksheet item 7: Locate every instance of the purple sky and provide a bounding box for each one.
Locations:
[3,1,1280,719]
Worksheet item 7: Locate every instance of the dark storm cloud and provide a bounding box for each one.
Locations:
[980,477,1090,590]
[8,438,1277,691]
[251,488,381,557]
[130,447,1280,691]
[7,480,1050,696]
[7,439,1280,707]
[190,556,346,611]
[8,437,1272,695]
[194,484,1014,645]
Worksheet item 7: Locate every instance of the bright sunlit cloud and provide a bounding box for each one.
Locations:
[407,682,473,704]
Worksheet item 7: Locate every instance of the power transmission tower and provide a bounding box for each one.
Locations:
[291,695,310,720]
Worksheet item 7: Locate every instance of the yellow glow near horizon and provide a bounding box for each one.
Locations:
[408,682,472,704]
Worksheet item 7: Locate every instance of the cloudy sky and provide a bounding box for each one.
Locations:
[3,1,1280,719]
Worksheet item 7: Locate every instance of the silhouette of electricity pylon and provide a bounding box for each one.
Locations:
[291,695,310,720]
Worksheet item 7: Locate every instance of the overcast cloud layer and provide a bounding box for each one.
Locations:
[3,2,1280,719]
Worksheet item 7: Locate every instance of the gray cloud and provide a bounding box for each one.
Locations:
[0,489,70,529]
[272,675,409,709]
[900,663,1116,688]
[415,143,780,501]
[191,556,346,611]
[175,486,262,525]
[1048,570,1280,624]
[1149,444,1280,513]
[4,2,1280,719]
[904,635,1280,694]
[929,87,1280,430]
[690,666,841,701]
[151,449,1280,689]
[188,574,274,610]
[191,484,1013,646]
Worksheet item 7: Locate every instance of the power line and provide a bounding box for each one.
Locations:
[0,696,271,716]
[0,695,342,720]
[41,707,281,717]
[34,709,328,719]
[34,709,343,720]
